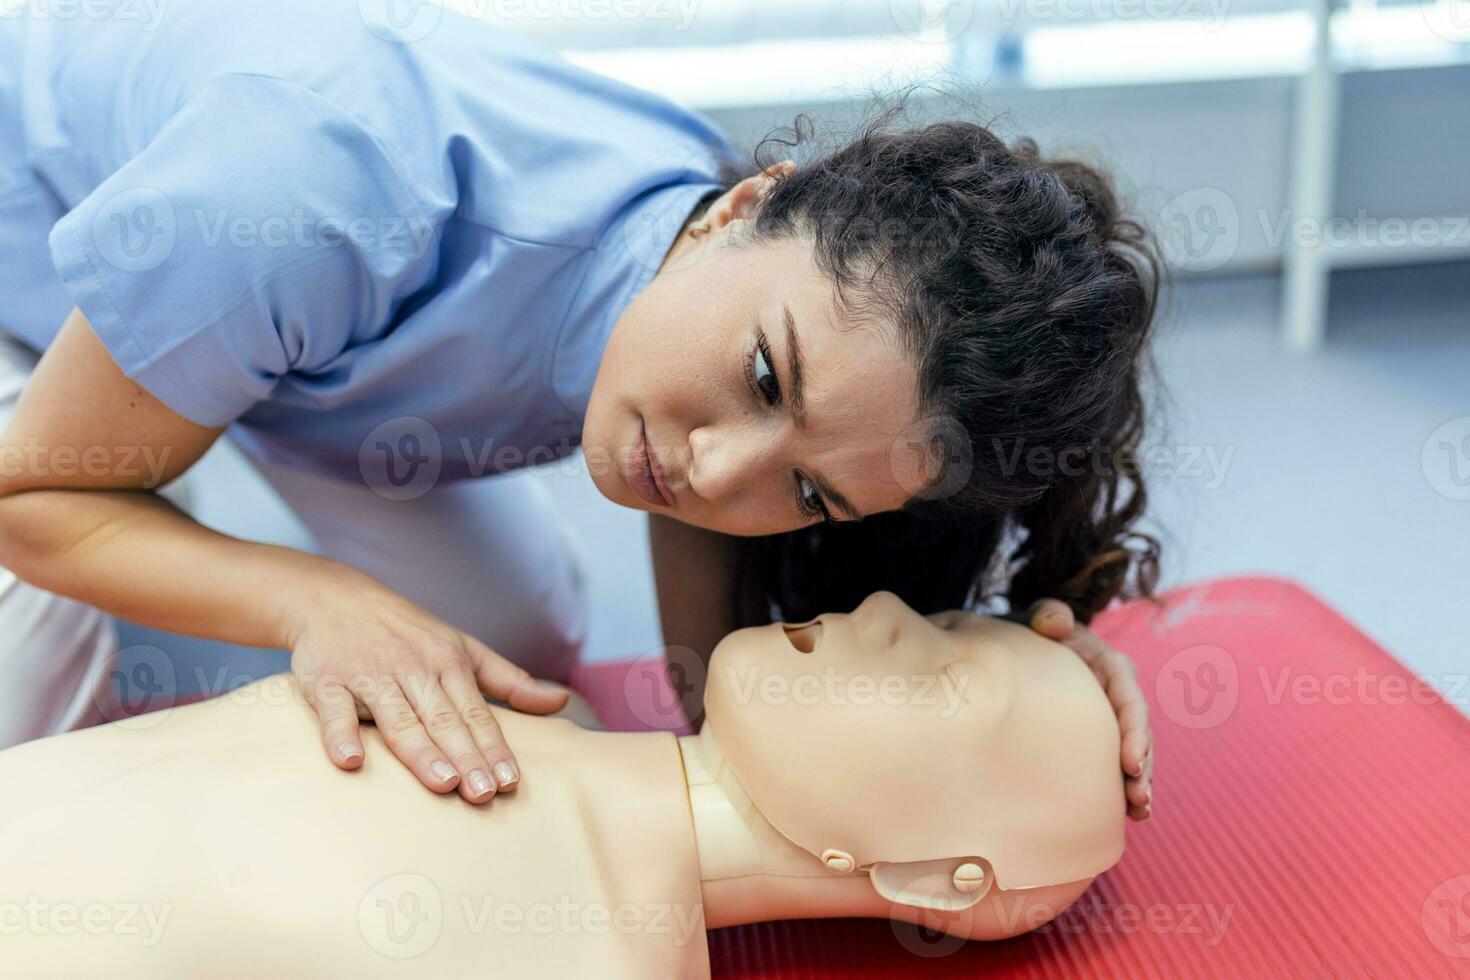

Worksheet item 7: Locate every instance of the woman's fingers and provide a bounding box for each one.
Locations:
[1024,598,1155,821]
[289,587,555,802]
[306,677,365,770]
[1026,598,1076,641]
[1089,645,1154,820]
[1118,697,1152,773]
[442,668,522,793]
[464,635,570,715]
[396,671,501,804]
[349,675,464,796]
[1126,748,1154,820]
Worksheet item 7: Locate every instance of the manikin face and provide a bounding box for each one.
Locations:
[703,591,1126,889]
[581,167,935,537]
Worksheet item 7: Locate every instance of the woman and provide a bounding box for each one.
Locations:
[0,0,1155,815]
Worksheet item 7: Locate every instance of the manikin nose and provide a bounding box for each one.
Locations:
[781,620,823,653]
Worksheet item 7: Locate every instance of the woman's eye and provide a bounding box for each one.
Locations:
[797,474,832,523]
[752,335,780,405]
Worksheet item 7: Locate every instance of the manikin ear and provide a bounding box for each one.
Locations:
[705,159,796,233]
[869,858,994,913]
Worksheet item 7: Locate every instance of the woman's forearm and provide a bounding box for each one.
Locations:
[648,513,740,667]
[0,486,356,650]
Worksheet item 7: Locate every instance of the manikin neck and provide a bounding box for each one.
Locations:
[676,726,885,929]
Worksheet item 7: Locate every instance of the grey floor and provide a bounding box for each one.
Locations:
[120,261,1470,711]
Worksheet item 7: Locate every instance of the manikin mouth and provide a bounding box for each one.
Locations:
[781,620,823,653]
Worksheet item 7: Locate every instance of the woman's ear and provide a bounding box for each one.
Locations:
[764,159,797,181]
[709,159,797,230]
[869,857,994,912]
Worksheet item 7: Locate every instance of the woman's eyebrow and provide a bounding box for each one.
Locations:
[783,303,807,427]
[782,304,858,525]
[810,471,862,523]
[781,306,862,523]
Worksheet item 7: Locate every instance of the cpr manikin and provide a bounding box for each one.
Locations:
[0,592,1125,978]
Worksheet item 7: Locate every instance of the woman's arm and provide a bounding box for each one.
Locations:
[648,513,740,720]
[0,309,566,801]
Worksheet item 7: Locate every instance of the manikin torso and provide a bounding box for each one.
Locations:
[0,686,710,979]
[0,594,1125,978]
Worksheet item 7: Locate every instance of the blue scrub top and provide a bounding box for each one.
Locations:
[0,0,732,482]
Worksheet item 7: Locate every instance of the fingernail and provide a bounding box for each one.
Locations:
[468,769,494,798]
[431,760,457,784]
[493,761,519,789]
[1143,790,1152,806]
[339,741,362,762]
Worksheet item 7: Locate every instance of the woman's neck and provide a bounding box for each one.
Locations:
[676,726,883,929]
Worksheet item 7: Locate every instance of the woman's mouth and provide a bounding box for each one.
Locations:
[629,420,674,508]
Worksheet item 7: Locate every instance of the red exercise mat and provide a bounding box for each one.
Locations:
[571,576,1470,979]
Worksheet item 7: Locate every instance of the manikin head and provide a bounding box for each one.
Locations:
[702,590,1126,917]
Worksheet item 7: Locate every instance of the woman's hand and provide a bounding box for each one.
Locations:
[287,569,570,804]
[1026,599,1154,821]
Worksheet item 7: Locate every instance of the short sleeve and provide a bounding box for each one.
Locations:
[47,73,437,427]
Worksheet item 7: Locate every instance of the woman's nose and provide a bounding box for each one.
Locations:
[687,424,776,502]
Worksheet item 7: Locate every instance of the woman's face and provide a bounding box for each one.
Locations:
[583,170,932,537]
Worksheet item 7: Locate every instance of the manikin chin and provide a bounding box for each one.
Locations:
[0,591,1124,978]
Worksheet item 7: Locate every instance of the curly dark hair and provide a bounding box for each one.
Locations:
[704,105,1162,628]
